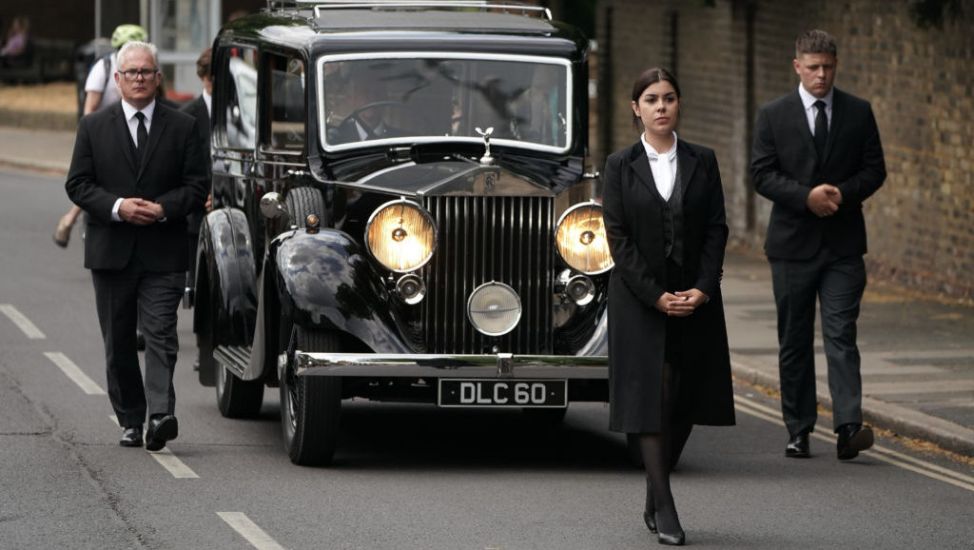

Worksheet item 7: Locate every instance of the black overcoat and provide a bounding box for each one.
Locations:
[602,139,736,433]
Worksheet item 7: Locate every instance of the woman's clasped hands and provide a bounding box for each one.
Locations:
[655,289,707,317]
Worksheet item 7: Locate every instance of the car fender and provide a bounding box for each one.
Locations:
[194,207,258,346]
[271,229,411,354]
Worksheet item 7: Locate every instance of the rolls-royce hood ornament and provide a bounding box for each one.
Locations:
[475,126,494,165]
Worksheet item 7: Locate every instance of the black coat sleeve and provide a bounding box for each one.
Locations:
[693,150,729,299]
[602,152,665,310]
[65,118,120,224]
[835,104,886,207]
[751,106,810,214]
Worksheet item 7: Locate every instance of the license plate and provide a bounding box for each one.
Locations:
[438,379,567,408]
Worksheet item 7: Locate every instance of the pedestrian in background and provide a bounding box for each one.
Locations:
[602,67,735,546]
[54,24,148,248]
[751,29,886,460]
[65,41,207,451]
[0,15,30,66]
[180,47,213,303]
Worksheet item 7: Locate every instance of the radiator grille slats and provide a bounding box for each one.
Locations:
[423,196,554,354]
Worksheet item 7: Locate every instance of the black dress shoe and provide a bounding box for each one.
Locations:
[785,432,810,458]
[836,423,874,460]
[643,511,658,534]
[655,513,685,546]
[145,415,178,451]
[119,426,143,447]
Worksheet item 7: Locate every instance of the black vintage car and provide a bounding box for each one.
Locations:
[196,0,613,466]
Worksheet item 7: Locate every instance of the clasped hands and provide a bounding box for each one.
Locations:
[119,198,165,225]
[807,183,843,217]
[655,288,707,317]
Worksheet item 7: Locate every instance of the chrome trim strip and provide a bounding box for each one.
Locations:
[294,351,608,378]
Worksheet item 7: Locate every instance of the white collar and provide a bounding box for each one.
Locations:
[798,84,833,110]
[121,99,156,122]
[641,131,678,161]
[202,90,212,118]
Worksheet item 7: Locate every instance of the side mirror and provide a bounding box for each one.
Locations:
[259,192,288,220]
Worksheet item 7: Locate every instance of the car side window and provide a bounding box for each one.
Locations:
[265,53,306,152]
[220,45,257,150]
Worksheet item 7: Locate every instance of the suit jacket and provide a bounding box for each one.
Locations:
[179,95,211,232]
[66,101,207,272]
[751,87,886,260]
[602,139,735,433]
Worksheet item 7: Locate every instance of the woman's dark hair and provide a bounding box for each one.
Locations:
[630,67,680,126]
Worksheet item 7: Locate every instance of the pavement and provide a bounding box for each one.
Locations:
[2,123,972,458]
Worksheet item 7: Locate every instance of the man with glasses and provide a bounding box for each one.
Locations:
[66,41,207,452]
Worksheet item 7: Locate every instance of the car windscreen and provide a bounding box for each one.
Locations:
[317,53,572,153]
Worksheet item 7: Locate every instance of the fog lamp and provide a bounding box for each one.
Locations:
[467,282,521,336]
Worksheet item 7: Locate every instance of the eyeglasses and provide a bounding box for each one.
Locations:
[119,68,159,81]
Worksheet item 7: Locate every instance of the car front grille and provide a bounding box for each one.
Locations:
[422,195,554,354]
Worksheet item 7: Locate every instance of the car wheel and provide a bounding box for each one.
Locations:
[284,186,326,228]
[195,268,216,387]
[215,358,265,418]
[280,326,342,466]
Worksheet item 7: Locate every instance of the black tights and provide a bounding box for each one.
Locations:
[640,362,685,535]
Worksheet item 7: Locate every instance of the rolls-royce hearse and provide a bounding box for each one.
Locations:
[196,0,612,465]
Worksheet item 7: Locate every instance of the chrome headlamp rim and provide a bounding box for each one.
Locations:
[554,200,614,276]
[364,198,438,274]
[466,281,523,337]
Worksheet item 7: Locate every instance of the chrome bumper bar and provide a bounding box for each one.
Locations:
[293,352,608,379]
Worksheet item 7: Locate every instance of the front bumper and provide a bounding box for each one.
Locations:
[293,352,608,379]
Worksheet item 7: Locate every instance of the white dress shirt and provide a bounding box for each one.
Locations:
[202,89,212,118]
[798,84,833,136]
[640,131,679,201]
[112,100,157,221]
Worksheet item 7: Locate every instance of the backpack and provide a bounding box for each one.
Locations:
[73,38,113,119]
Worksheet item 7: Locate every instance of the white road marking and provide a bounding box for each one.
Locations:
[0,304,45,339]
[217,512,287,550]
[108,415,199,479]
[734,396,974,493]
[44,352,105,395]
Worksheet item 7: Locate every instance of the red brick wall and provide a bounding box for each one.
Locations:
[597,0,974,300]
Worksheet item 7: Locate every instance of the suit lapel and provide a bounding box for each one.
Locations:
[788,91,818,158]
[137,105,167,181]
[676,140,698,201]
[112,103,138,176]
[627,142,656,194]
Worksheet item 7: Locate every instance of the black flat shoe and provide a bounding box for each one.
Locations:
[785,432,810,458]
[643,511,657,534]
[836,424,874,460]
[119,426,143,447]
[145,415,178,451]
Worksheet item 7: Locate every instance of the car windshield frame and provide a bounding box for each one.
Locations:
[315,51,574,155]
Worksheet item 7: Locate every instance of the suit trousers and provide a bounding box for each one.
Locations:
[770,248,866,435]
[91,259,184,428]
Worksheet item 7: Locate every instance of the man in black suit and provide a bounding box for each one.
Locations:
[66,41,207,451]
[751,30,886,460]
[180,47,212,304]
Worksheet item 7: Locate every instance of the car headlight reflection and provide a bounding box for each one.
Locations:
[366,200,436,272]
[555,202,614,275]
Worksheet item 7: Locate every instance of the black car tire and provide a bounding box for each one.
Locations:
[280,327,342,466]
[196,267,216,386]
[284,186,326,228]
[215,359,265,418]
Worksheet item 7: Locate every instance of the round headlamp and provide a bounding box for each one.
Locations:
[467,282,522,336]
[365,200,436,273]
[554,202,614,275]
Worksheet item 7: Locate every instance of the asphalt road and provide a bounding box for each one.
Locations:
[1,169,972,549]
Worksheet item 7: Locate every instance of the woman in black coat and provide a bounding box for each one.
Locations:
[602,67,735,546]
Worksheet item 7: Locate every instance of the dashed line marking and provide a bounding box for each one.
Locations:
[734,396,974,493]
[1,304,45,339]
[108,415,199,479]
[217,512,287,550]
[44,351,105,395]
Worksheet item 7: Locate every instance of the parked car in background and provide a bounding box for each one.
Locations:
[195,0,613,466]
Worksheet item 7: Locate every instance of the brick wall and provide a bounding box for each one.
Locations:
[597,0,974,300]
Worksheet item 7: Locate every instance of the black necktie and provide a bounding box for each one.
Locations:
[135,111,148,160]
[813,100,828,159]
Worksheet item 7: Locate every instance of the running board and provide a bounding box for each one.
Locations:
[214,345,251,379]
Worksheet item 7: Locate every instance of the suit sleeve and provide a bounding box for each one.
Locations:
[65,118,120,224]
[835,105,886,207]
[693,150,729,299]
[154,119,208,220]
[601,153,665,310]
[751,106,810,213]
